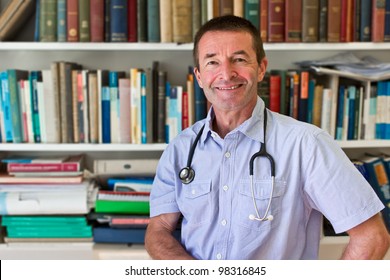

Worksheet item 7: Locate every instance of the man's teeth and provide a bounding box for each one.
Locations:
[217,85,240,90]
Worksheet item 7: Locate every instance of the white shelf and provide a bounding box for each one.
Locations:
[0,42,389,51]
[336,140,390,149]
[0,143,167,152]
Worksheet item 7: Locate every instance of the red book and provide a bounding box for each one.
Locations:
[67,0,79,42]
[7,155,85,173]
[182,91,189,130]
[340,0,354,42]
[268,0,285,42]
[269,75,281,113]
[372,0,386,42]
[90,0,104,42]
[260,0,268,42]
[128,0,138,42]
[285,0,302,42]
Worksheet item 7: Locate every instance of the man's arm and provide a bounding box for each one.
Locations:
[341,213,390,259]
[145,212,195,260]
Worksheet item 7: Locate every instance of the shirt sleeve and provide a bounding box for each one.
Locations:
[149,143,181,218]
[302,131,384,233]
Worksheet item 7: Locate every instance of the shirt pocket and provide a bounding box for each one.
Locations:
[238,179,286,232]
[181,179,212,227]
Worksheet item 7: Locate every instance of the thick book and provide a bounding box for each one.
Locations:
[110,0,128,42]
[90,0,105,42]
[302,0,319,42]
[93,159,159,176]
[244,0,259,29]
[147,0,160,42]
[39,0,57,42]
[172,0,192,43]
[79,0,91,42]
[285,0,302,42]
[6,154,85,173]
[327,0,341,42]
[268,0,285,42]
[93,226,146,243]
[128,0,137,42]
[0,0,36,41]
[67,0,79,41]
[372,0,386,42]
[95,200,150,214]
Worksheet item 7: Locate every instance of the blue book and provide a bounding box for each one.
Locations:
[0,71,13,142]
[193,72,207,121]
[147,0,160,42]
[29,71,42,143]
[57,0,67,42]
[7,69,29,143]
[347,85,356,140]
[93,227,180,243]
[141,72,147,144]
[110,0,128,42]
[336,85,345,140]
[307,78,316,123]
[360,0,372,41]
[386,81,390,139]
[376,82,386,139]
[101,86,111,143]
[164,81,171,143]
[34,0,41,42]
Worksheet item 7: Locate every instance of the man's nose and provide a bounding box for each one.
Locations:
[219,61,237,80]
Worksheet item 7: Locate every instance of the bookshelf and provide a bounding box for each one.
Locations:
[1,0,390,260]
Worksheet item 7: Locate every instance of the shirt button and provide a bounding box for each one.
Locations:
[221,219,227,226]
[225,152,231,158]
[216,253,222,260]
[223,185,229,191]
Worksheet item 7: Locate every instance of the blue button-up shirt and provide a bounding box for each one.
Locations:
[150,97,384,259]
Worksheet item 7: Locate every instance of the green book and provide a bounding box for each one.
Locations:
[39,0,58,42]
[244,0,259,29]
[7,225,93,238]
[2,216,88,227]
[79,0,91,42]
[95,200,150,214]
[7,69,29,143]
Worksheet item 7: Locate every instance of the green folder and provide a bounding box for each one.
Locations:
[1,216,88,227]
[6,225,93,238]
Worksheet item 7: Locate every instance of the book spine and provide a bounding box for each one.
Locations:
[157,71,167,143]
[137,0,147,42]
[285,0,302,42]
[57,0,67,42]
[140,72,147,144]
[0,71,13,142]
[260,0,268,42]
[110,0,128,42]
[244,0,260,29]
[67,0,79,42]
[128,0,138,42]
[327,0,341,42]
[39,0,57,42]
[269,74,281,113]
[302,0,319,42]
[220,0,234,15]
[160,0,173,42]
[79,0,91,42]
[88,72,99,143]
[268,0,285,42]
[172,0,193,43]
[147,0,161,42]
[7,162,80,172]
[90,0,105,42]
[318,0,328,42]
[372,0,386,42]
[118,78,131,143]
[360,0,372,41]
[384,0,390,41]
[101,86,111,143]
[298,71,309,122]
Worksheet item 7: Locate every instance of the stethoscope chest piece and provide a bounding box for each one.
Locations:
[179,167,195,184]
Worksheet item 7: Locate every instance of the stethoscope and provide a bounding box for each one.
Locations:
[179,108,276,222]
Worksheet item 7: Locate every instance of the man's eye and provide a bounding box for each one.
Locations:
[206,61,218,66]
[234,58,246,63]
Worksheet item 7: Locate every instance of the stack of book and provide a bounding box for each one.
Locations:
[0,154,97,243]
[91,179,152,244]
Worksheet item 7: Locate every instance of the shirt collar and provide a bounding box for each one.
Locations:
[200,97,266,145]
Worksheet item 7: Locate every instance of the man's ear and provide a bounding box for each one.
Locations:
[258,57,268,82]
[193,67,204,88]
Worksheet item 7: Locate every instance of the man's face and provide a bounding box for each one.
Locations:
[194,31,267,113]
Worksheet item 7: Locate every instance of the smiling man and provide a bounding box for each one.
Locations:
[145,15,389,260]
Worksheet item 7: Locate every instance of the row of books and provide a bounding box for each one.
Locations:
[263,68,390,141]
[0,62,207,144]
[34,0,390,43]
[2,0,389,43]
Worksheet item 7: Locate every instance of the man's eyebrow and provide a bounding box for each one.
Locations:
[233,50,249,56]
[204,53,216,59]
